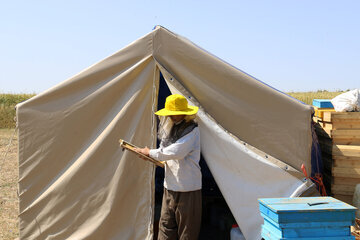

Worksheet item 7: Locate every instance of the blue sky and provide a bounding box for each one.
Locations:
[1,1,359,93]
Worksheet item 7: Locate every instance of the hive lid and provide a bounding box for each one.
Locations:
[259,197,356,213]
[313,99,334,108]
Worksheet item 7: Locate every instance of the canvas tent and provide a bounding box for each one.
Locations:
[17,26,314,240]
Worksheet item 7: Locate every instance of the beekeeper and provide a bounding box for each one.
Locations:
[136,94,202,240]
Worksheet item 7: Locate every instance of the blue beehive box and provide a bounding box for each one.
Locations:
[258,197,356,240]
[312,99,334,108]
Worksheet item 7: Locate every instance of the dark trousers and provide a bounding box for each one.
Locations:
[158,188,202,240]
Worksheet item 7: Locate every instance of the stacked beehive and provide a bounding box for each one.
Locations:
[314,109,360,204]
[259,197,356,240]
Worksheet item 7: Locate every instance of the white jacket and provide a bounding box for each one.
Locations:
[149,127,202,192]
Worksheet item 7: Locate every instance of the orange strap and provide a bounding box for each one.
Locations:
[301,164,327,196]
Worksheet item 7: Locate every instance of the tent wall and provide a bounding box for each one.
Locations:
[17,33,157,240]
[152,27,313,172]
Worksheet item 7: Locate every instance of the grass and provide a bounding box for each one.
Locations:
[0,129,19,240]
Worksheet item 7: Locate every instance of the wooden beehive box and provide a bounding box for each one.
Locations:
[314,111,360,203]
[259,197,356,240]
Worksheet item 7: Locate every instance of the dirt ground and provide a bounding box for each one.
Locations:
[0,129,19,240]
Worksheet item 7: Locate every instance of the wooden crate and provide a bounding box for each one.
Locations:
[314,107,336,119]
[314,111,360,202]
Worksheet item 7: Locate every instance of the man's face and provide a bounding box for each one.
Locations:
[169,115,185,123]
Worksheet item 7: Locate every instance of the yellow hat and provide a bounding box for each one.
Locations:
[155,94,198,116]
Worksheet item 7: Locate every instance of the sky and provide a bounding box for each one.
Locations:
[0,0,359,93]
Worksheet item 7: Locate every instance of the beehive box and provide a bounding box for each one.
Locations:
[313,112,360,203]
[259,197,356,240]
[313,99,334,108]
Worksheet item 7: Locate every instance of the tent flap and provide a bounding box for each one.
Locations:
[153,27,312,172]
[158,63,310,240]
[17,32,157,240]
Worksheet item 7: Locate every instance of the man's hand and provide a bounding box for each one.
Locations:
[135,147,150,159]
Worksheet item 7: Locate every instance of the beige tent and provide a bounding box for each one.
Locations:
[17,26,314,240]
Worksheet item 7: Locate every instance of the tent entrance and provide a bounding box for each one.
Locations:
[153,73,236,240]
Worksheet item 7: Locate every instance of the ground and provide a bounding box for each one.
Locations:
[0,129,19,240]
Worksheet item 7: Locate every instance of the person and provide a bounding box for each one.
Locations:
[136,94,202,240]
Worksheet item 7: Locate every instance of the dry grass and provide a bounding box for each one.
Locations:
[286,90,346,105]
[0,129,19,240]
[0,93,35,128]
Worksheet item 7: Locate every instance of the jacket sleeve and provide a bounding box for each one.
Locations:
[149,128,199,161]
